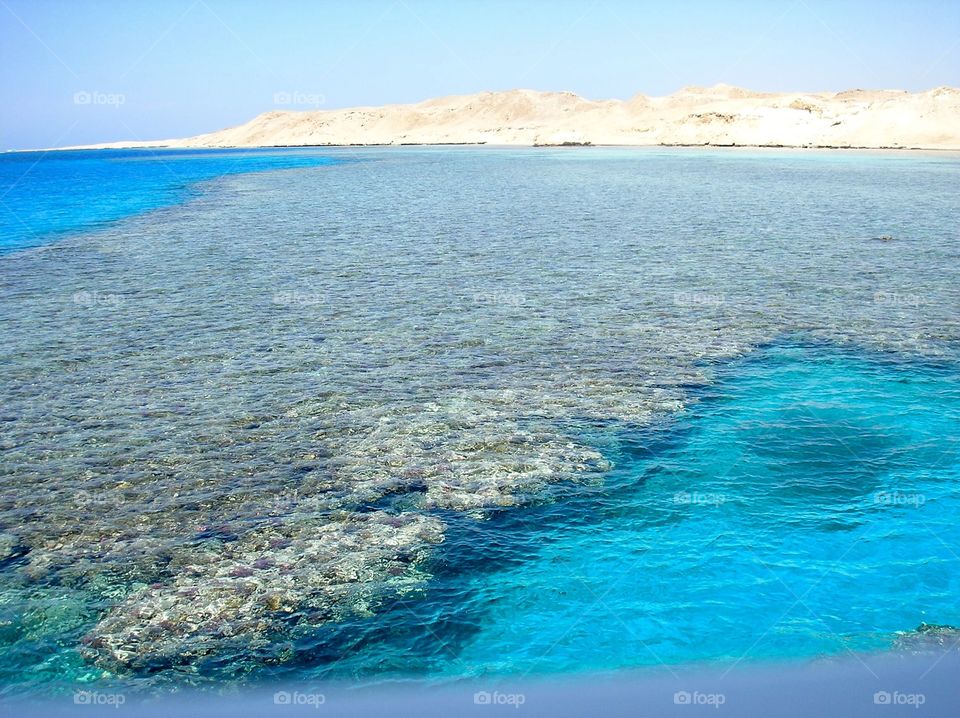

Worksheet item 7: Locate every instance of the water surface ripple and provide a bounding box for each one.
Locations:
[0,147,958,692]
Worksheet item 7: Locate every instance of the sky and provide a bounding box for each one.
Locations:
[1,0,958,150]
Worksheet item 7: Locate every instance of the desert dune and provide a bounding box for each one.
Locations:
[73,84,960,150]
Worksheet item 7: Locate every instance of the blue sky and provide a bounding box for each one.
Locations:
[1,0,958,150]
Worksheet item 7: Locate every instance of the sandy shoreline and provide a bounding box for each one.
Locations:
[39,84,960,153]
[22,143,960,152]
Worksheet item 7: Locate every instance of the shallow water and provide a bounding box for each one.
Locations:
[0,147,958,695]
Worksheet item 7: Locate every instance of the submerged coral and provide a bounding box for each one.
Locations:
[81,512,443,670]
[893,623,960,654]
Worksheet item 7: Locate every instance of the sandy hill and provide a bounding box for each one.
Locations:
[78,85,960,150]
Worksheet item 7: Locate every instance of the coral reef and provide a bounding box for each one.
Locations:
[81,512,443,670]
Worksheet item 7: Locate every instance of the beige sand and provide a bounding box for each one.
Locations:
[71,84,960,150]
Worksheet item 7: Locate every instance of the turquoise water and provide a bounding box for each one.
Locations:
[271,341,960,680]
[0,147,959,695]
[0,149,344,253]
[439,343,960,674]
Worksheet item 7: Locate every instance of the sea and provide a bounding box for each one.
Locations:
[0,146,958,697]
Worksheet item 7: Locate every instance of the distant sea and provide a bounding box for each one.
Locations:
[0,148,344,253]
[1,146,958,696]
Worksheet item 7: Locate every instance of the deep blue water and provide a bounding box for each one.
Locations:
[0,147,958,696]
[0,149,344,253]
